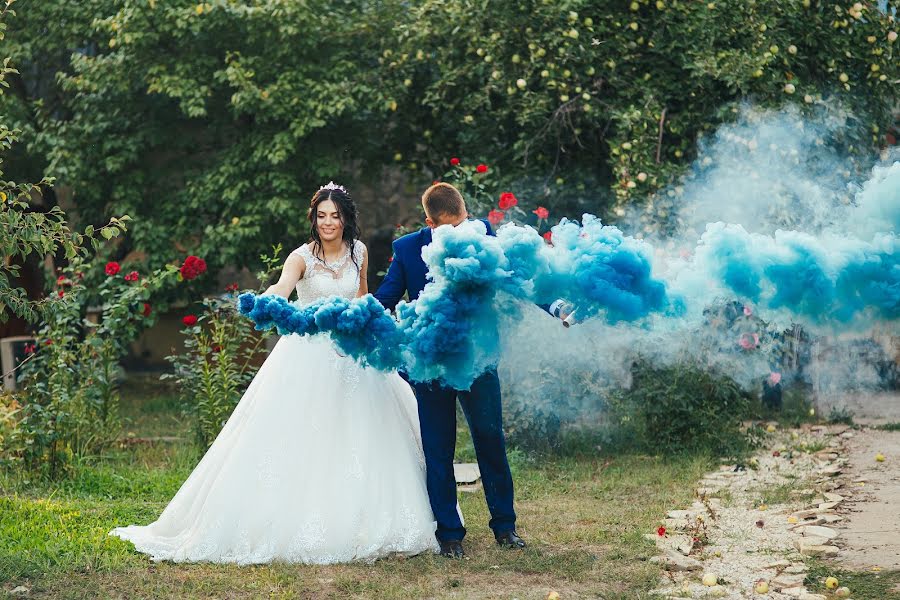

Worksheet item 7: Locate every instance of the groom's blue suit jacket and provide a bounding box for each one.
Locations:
[374,219,495,311]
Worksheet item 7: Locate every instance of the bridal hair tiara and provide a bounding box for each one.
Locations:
[318,181,347,193]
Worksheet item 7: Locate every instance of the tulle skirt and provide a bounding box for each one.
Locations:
[110,333,439,564]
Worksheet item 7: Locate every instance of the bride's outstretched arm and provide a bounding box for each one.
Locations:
[356,246,369,297]
[263,253,306,298]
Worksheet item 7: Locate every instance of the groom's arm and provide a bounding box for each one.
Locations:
[373,246,407,312]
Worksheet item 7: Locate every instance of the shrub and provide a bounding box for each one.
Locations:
[11,255,184,476]
[162,249,280,448]
[609,360,756,458]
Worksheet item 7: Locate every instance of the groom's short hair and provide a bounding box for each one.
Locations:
[422,183,465,219]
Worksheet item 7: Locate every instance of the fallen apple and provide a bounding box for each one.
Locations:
[755,580,769,594]
[547,592,560,600]
[835,587,851,598]
[702,573,718,587]
[875,453,885,462]
[825,576,839,589]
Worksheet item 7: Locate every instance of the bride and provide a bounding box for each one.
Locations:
[110,182,439,564]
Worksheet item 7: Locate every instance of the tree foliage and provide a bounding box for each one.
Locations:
[1,0,897,279]
[0,1,127,324]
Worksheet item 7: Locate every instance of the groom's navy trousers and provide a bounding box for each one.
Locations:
[374,221,517,542]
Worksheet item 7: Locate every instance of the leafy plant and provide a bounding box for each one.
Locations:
[162,247,281,448]
[0,2,128,325]
[12,255,182,476]
[609,359,756,457]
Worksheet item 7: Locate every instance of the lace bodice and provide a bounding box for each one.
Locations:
[291,240,365,305]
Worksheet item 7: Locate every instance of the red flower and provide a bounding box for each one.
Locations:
[182,315,198,327]
[487,209,505,225]
[657,526,666,537]
[476,163,488,173]
[533,206,549,220]
[124,271,140,282]
[57,290,65,298]
[180,255,207,281]
[543,231,553,243]
[56,275,69,287]
[450,157,460,166]
[498,192,518,210]
[23,343,35,355]
[225,282,239,293]
[211,344,222,353]
[142,303,152,317]
[44,339,53,346]
[105,261,121,276]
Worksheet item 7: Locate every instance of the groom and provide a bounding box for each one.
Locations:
[374,182,526,558]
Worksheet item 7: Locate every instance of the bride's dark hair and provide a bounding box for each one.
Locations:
[308,185,362,270]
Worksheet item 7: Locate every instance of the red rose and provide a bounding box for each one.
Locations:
[57,290,65,298]
[142,303,152,317]
[476,163,488,173]
[450,157,460,166]
[180,255,207,280]
[543,231,553,243]
[44,339,53,346]
[124,271,140,282]
[498,192,518,210]
[105,261,121,276]
[225,283,239,293]
[487,209,505,225]
[657,526,666,537]
[533,206,549,220]
[182,315,198,327]
[56,275,68,287]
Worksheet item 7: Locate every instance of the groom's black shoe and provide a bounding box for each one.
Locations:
[439,540,465,559]
[495,530,527,549]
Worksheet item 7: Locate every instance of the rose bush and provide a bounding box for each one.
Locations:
[162,247,282,449]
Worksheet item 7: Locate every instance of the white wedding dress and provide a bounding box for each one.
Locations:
[110,240,439,564]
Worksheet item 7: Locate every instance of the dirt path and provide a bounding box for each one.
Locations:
[837,427,900,570]
[818,391,900,571]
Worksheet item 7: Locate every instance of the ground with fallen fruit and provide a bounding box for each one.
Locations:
[649,416,900,600]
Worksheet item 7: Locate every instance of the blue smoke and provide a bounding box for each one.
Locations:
[238,293,403,372]
[239,157,898,391]
[239,217,674,388]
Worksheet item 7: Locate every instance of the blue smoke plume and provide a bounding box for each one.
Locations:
[240,107,898,397]
[239,217,675,389]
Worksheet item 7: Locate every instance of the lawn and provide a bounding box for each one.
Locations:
[1,376,713,599]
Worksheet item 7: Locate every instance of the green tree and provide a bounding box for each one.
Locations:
[2,0,399,279]
[2,0,897,282]
[386,0,898,211]
[1,1,126,324]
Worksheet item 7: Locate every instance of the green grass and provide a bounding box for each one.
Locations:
[749,478,810,507]
[2,377,891,599]
[875,422,900,432]
[806,561,900,600]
